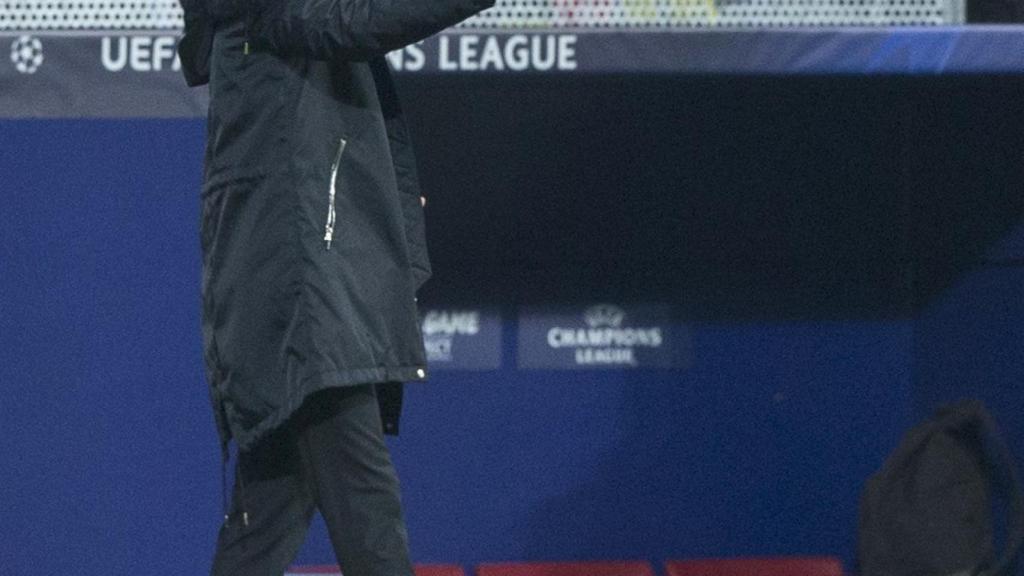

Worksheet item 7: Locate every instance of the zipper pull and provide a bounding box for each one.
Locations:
[324,209,335,250]
[243,0,252,55]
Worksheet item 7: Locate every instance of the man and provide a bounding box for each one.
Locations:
[177,0,493,574]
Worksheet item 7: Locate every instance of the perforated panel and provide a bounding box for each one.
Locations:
[0,1,183,30]
[0,0,965,31]
[474,0,965,27]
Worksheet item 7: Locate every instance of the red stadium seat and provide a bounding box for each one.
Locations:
[477,561,655,576]
[287,564,465,576]
[418,565,469,576]
[665,558,844,576]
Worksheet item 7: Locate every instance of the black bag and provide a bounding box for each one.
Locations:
[858,399,1024,576]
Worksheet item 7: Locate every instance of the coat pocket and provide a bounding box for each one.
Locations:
[324,137,348,250]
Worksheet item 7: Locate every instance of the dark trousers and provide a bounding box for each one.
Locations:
[211,385,414,576]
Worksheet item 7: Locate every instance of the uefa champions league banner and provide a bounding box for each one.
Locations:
[4,28,1024,118]
[0,31,585,118]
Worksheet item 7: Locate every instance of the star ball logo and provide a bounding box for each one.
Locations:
[583,304,627,329]
[11,35,44,74]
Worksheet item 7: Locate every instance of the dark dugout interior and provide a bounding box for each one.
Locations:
[399,74,1024,320]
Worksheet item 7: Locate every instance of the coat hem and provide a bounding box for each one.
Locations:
[230,365,427,452]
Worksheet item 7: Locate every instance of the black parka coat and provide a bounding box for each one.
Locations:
[178,0,491,452]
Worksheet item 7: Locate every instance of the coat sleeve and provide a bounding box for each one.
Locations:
[249,0,495,61]
[177,0,214,87]
[370,57,432,291]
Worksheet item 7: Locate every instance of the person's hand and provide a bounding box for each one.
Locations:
[420,197,426,207]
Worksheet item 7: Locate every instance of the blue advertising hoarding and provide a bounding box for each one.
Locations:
[2,28,1024,118]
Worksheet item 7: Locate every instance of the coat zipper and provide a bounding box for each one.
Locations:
[324,138,348,250]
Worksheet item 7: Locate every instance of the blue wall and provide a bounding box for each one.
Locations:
[0,120,218,573]
[374,322,914,567]
[2,74,1022,574]
[912,255,1024,472]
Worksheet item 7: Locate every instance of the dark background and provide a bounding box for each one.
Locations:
[1,73,1021,573]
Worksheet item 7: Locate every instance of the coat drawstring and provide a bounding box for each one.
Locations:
[236,458,250,528]
[221,442,249,529]
[221,449,228,523]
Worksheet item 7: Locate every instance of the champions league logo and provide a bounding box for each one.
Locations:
[545,304,665,367]
[583,304,627,329]
[11,35,44,74]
